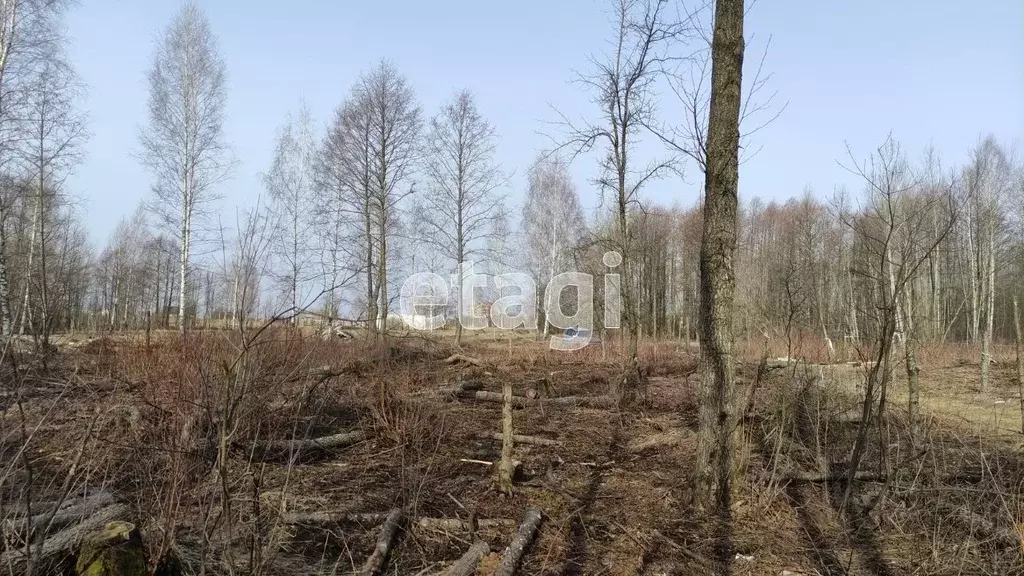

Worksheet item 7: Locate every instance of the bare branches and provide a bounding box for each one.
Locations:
[138,3,234,334]
[264,104,317,316]
[652,1,786,173]
[416,90,508,343]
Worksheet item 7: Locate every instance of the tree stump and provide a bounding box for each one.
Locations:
[75,521,148,576]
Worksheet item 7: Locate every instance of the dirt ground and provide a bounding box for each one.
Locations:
[1,329,1022,575]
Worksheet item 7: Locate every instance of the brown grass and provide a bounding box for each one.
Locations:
[0,330,1021,575]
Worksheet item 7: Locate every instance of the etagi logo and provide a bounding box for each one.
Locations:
[398,251,623,351]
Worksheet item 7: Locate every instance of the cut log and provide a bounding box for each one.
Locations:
[0,503,131,569]
[783,470,884,483]
[444,354,483,367]
[494,508,543,576]
[454,390,615,409]
[283,511,388,525]
[437,540,490,576]
[3,491,115,539]
[498,381,516,495]
[476,432,562,447]
[417,517,516,532]
[283,511,514,532]
[626,430,692,454]
[457,390,528,408]
[75,521,147,576]
[439,380,484,396]
[259,430,365,454]
[359,508,404,576]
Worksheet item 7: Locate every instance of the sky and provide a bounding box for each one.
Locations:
[64,0,1024,245]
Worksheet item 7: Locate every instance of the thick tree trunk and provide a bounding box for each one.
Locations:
[693,0,744,514]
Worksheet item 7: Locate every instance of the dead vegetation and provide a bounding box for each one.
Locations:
[0,330,1022,575]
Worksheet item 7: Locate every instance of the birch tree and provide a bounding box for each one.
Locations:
[20,48,85,346]
[264,103,316,319]
[419,90,505,346]
[521,155,586,333]
[361,61,420,338]
[317,93,378,333]
[964,137,1011,392]
[0,0,73,336]
[139,2,232,335]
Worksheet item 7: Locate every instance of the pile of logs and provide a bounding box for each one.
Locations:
[1,491,132,570]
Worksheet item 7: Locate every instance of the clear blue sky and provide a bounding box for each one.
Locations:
[65,0,1023,244]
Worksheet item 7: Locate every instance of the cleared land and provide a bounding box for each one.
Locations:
[0,330,1021,575]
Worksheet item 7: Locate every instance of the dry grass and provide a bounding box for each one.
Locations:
[0,330,1021,575]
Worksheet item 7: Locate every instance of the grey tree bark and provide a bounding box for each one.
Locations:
[693,0,744,514]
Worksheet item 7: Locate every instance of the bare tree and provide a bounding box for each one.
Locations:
[221,201,274,329]
[20,47,86,347]
[692,0,744,514]
[0,0,73,337]
[838,135,955,508]
[655,1,784,173]
[521,155,586,334]
[360,61,421,339]
[962,137,1011,391]
[316,95,374,330]
[419,90,505,345]
[556,0,685,404]
[138,2,233,335]
[264,103,316,320]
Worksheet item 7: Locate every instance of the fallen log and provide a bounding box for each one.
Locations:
[259,430,365,454]
[494,508,543,576]
[437,540,490,576]
[783,470,884,483]
[283,511,388,525]
[626,430,691,454]
[454,390,615,409]
[283,511,514,532]
[417,517,516,532]
[543,395,616,408]
[457,390,528,408]
[360,508,404,576]
[438,380,484,396]
[476,432,562,447]
[0,503,131,569]
[3,491,115,540]
[951,508,1020,548]
[444,354,483,367]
